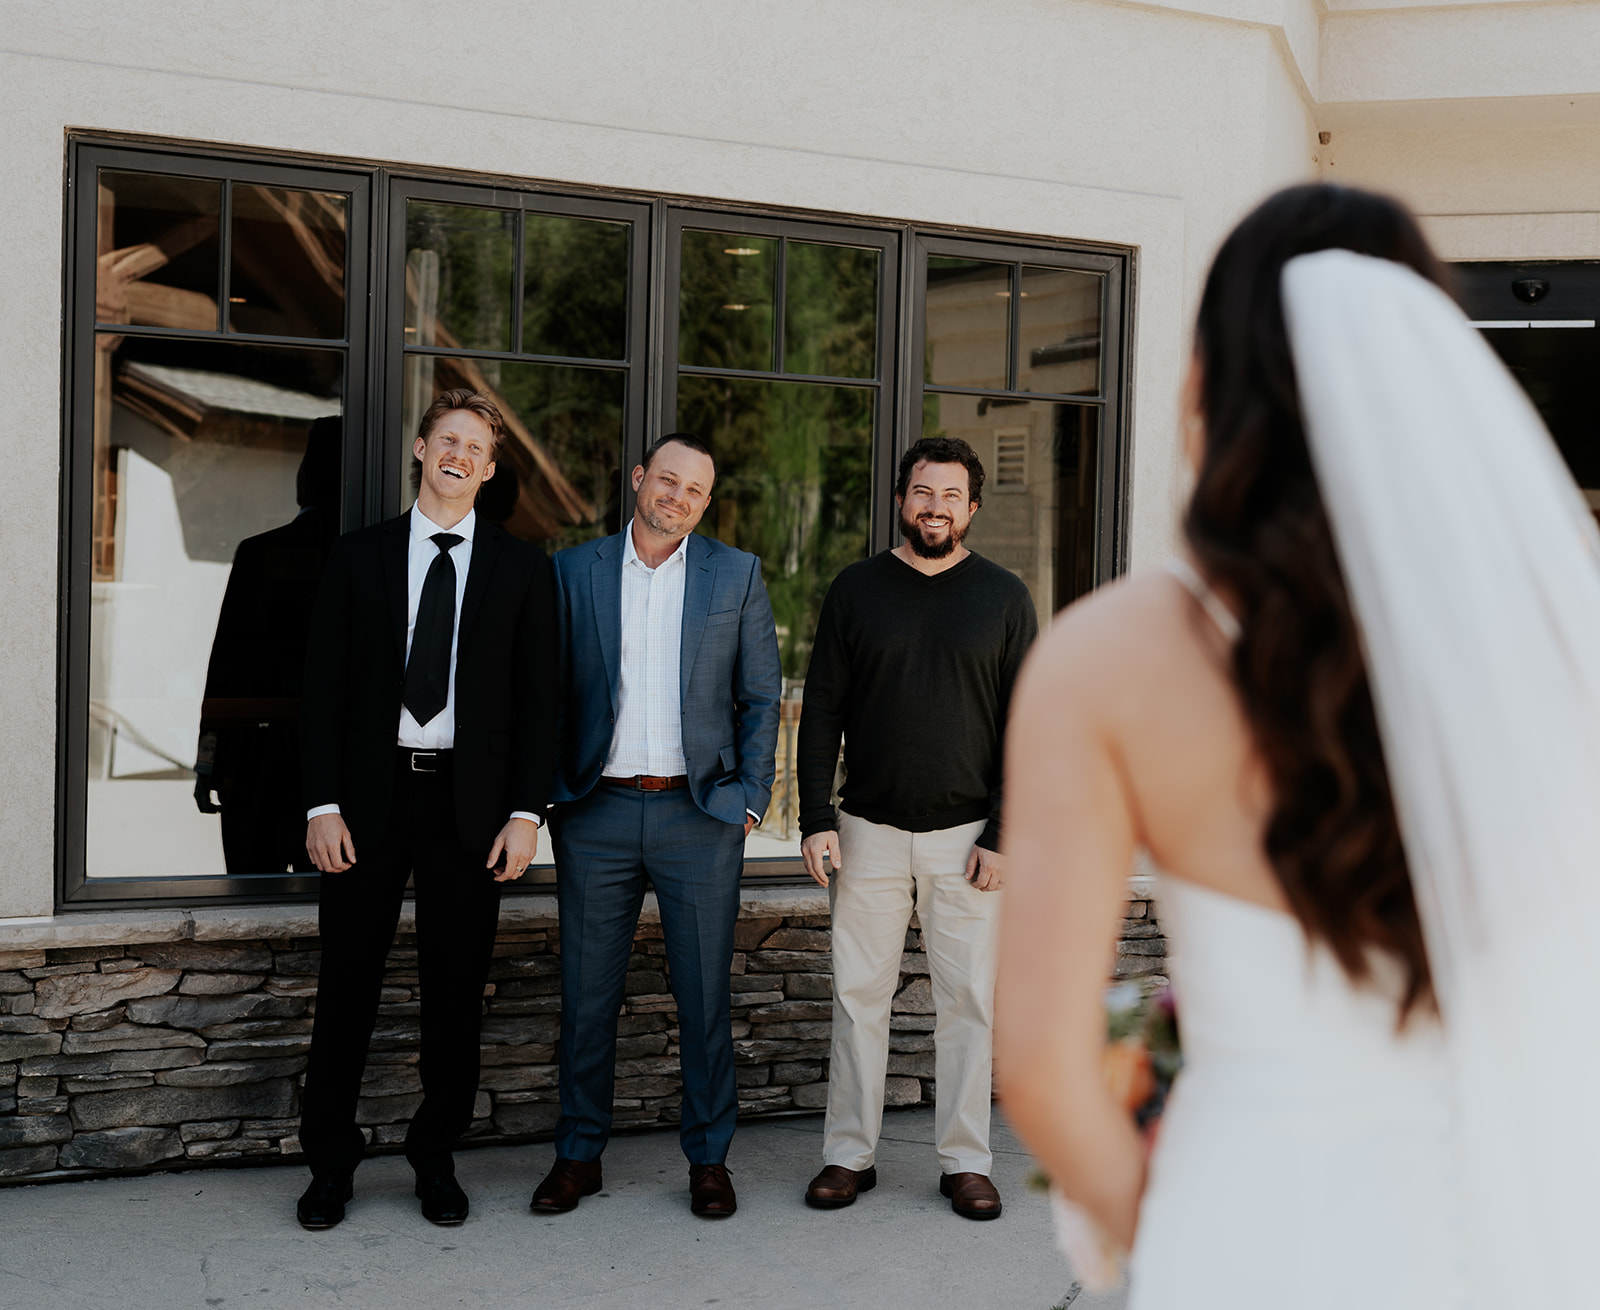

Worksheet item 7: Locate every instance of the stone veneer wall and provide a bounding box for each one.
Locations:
[0,885,1164,1182]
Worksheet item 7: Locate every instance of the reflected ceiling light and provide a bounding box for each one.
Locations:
[994,291,1030,298]
[229,296,247,303]
[724,247,760,256]
[722,303,749,311]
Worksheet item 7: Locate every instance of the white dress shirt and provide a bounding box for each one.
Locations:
[604,526,690,777]
[308,506,537,826]
[603,526,758,825]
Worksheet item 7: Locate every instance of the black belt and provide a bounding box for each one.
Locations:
[398,748,454,774]
[602,774,688,792]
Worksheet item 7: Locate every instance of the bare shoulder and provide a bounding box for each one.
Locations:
[1021,570,1198,704]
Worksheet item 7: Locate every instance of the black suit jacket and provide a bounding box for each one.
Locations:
[300,511,558,857]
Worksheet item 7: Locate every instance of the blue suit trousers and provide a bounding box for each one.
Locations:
[551,784,745,1164]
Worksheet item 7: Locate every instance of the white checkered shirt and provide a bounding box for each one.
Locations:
[604,527,690,777]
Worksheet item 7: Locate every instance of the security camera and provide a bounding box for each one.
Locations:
[1511,278,1551,305]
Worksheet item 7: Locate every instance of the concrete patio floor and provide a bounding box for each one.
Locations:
[0,1106,1124,1310]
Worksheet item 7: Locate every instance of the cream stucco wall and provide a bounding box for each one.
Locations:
[7,0,1595,920]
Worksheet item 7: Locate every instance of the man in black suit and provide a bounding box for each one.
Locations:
[296,389,556,1230]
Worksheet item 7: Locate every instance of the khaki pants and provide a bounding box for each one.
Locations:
[824,812,999,1175]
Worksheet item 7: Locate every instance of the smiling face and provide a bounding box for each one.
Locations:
[413,408,496,523]
[898,459,976,559]
[631,439,715,545]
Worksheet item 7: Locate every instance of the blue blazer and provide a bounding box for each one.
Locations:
[550,529,782,827]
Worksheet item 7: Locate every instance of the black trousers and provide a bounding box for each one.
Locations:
[299,752,503,1179]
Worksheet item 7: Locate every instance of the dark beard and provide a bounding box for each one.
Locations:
[899,507,965,559]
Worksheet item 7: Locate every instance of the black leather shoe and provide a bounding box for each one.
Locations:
[415,1173,469,1226]
[689,1163,737,1218]
[805,1164,877,1209]
[297,1174,353,1230]
[530,1158,603,1214]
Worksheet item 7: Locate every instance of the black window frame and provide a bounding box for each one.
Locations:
[383,178,654,533]
[911,232,1130,587]
[58,139,374,907]
[55,135,1132,909]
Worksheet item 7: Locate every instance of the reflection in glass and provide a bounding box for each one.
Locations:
[523,214,629,361]
[229,185,348,339]
[922,394,1099,626]
[402,355,623,553]
[96,170,222,333]
[678,231,776,372]
[405,202,515,353]
[784,242,879,379]
[923,256,1009,388]
[677,376,873,679]
[1018,265,1102,396]
[86,334,343,879]
[679,375,873,857]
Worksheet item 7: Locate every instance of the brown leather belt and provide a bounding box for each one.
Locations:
[602,774,689,792]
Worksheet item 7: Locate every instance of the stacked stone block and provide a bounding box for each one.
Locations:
[0,888,1162,1183]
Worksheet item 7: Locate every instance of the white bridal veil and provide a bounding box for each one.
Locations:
[1282,250,1600,1305]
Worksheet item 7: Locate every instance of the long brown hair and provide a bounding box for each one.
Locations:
[1186,184,1447,1016]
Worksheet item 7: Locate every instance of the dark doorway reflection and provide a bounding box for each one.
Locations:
[194,415,342,874]
[1454,261,1600,519]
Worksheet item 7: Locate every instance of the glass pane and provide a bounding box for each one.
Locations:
[401,355,623,554]
[228,185,348,339]
[923,256,1009,388]
[784,241,879,379]
[96,170,221,332]
[677,375,873,860]
[1018,265,1102,396]
[522,213,629,361]
[404,202,515,353]
[1475,324,1600,491]
[922,393,1099,626]
[678,231,776,371]
[85,335,344,879]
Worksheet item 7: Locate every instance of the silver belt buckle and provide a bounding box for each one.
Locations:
[411,751,438,773]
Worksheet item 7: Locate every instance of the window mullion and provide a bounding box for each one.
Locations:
[773,237,787,374]
[1008,261,1022,391]
[217,180,233,334]
[511,207,526,357]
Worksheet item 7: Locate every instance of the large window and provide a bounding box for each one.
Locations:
[915,236,1124,621]
[58,139,1129,905]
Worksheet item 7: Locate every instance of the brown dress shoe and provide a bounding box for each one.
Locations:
[940,1172,1003,1220]
[530,1158,603,1214]
[804,1164,878,1209]
[689,1163,737,1217]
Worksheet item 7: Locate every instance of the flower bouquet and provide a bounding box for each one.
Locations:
[1030,980,1182,1291]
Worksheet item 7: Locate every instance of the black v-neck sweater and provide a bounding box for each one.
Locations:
[796,549,1039,851]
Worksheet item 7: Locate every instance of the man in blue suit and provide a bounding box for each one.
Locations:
[532,432,781,1219]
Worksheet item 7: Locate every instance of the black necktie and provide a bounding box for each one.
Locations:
[402,532,463,728]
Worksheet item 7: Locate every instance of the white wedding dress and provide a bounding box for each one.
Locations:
[1109,250,1600,1307]
[1128,876,1469,1309]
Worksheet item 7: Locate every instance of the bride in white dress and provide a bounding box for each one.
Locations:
[996,184,1600,1308]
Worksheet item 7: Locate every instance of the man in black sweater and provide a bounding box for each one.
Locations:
[797,436,1038,1220]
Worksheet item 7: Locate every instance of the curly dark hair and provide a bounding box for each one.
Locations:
[1188,183,1448,1019]
[896,436,985,507]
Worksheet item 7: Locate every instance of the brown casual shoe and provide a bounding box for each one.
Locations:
[940,1172,1003,1220]
[804,1164,878,1209]
[689,1163,737,1217]
[530,1158,603,1214]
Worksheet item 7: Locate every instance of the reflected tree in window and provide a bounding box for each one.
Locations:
[678,376,872,680]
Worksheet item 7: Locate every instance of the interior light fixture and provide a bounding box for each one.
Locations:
[722,304,749,311]
[724,248,760,256]
[229,296,247,303]
[994,291,1030,298]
